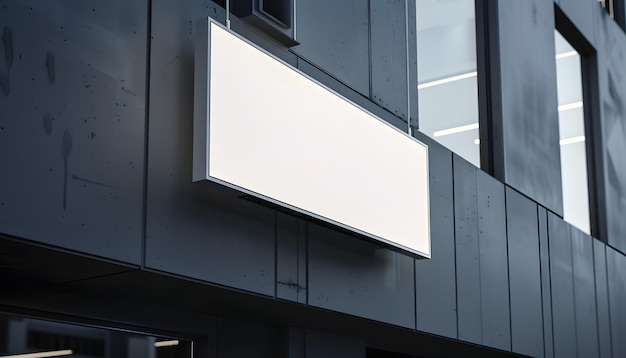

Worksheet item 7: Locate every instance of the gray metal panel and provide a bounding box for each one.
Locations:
[415,142,457,339]
[288,327,305,358]
[298,222,307,304]
[495,0,563,215]
[453,155,481,345]
[277,213,307,302]
[291,0,369,96]
[277,212,299,301]
[571,229,599,358]
[370,0,408,122]
[145,0,275,295]
[547,213,576,358]
[506,188,543,358]
[596,6,626,255]
[593,239,612,358]
[307,223,415,329]
[305,330,365,358]
[0,0,146,263]
[295,57,406,132]
[538,207,554,358]
[216,318,285,358]
[476,170,510,351]
[607,246,626,357]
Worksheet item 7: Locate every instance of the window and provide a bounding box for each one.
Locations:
[554,30,591,234]
[598,0,615,18]
[0,314,192,358]
[416,0,479,167]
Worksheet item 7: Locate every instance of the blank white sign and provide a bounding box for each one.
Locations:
[194,19,430,258]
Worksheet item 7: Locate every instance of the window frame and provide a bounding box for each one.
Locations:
[413,0,486,168]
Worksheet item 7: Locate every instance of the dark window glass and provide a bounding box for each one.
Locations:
[598,0,615,17]
[0,314,192,358]
[260,0,291,27]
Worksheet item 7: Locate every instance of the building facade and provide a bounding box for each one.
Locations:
[1,0,626,357]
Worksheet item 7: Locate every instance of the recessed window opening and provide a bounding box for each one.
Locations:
[555,29,591,234]
[416,0,479,167]
[598,0,615,18]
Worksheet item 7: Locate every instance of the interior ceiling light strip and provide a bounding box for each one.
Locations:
[1,350,73,358]
[556,50,577,59]
[417,52,576,90]
[154,340,180,348]
[558,101,583,112]
[433,123,479,137]
[560,135,585,145]
[417,71,477,89]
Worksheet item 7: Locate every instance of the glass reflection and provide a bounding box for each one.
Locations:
[0,314,191,358]
[416,0,479,167]
[555,30,590,235]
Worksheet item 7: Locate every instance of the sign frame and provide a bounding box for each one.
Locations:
[193,18,431,258]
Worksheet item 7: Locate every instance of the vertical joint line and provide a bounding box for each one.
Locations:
[451,156,460,340]
[296,218,300,298]
[274,211,278,298]
[413,256,418,330]
[141,0,154,269]
[604,245,614,358]
[546,213,556,358]
[367,0,373,100]
[537,207,548,356]
[570,227,578,354]
[591,239,602,358]
[304,221,309,305]
[504,188,513,350]
[474,171,483,342]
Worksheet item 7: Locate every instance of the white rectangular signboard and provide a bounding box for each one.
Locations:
[194,18,430,258]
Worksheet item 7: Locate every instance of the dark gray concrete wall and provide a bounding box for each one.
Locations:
[506,188,543,357]
[0,0,147,264]
[453,156,510,350]
[2,0,626,357]
[292,0,370,96]
[607,245,626,357]
[145,0,277,295]
[415,142,457,339]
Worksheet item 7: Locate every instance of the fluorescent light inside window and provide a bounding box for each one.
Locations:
[558,101,583,112]
[1,350,73,358]
[417,71,477,89]
[555,50,577,59]
[154,340,180,348]
[560,136,585,146]
[433,123,479,137]
[474,139,480,145]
